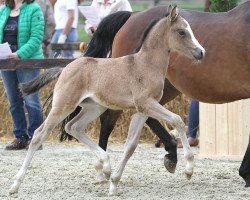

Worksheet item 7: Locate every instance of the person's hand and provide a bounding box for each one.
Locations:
[58,34,67,43]
[90,26,97,34]
[42,42,46,50]
[7,53,19,59]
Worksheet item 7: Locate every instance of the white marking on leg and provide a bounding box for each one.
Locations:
[65,102,111,183]
[145,99,194,179]
[109,113,148,196]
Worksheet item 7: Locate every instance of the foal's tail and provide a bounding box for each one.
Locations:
[19,67,63,96]
[60,11,132,142]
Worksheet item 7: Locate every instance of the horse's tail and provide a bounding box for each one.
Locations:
[19,67,63,96]
[59,11,132,142]
[83,11,132,58]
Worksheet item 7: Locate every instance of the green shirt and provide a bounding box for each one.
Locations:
[0,2,44,59]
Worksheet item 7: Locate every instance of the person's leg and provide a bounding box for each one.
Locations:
[49,29,62,58]
[187,99,199,146]
[16,69,43,139]
[61,28,78,58]
[1,70,29,146]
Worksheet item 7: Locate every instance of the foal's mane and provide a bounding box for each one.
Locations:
[133,11,169,53]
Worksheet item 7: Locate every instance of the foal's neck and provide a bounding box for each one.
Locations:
[137,18,170,65]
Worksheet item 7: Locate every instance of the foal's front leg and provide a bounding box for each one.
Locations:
[145,99,194,179]
[109,113,148,196]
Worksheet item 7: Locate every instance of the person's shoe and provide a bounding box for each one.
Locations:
[25,140,43,150]
[177,137,199,148]
[5,139,28,150]
[188,137,199,147]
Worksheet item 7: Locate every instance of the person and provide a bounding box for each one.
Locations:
[49,0,79,58]
[186,99,199,146]
[36,0,55,57]
[175,99,199,148]
[84,0,132,36]
[0,0,44,150]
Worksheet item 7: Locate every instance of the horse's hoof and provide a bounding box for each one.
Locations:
[94,179,108,185]
[155,139,162,148]
[242,175,250,187]
[103,167,111,180]
[9,184,19,195]
[95,172,109,184]
[164,154,177,173]
[108,186,118,196]
[185,171,193,180]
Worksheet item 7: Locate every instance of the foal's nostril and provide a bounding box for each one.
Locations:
[193,48,205,60]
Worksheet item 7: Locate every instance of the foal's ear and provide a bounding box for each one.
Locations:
[168,5,178,22]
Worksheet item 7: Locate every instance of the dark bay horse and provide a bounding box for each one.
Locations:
[20,2,250,187]
[11,6,205,195]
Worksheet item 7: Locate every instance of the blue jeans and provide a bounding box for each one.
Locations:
[49,28,78,58]
[1,69,43,144]
[188,99,199,138]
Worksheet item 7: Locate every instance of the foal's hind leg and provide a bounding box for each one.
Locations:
[109,113,148,196]
[64,102,111,183]
[9,108,70,194]
[144,99,194,179]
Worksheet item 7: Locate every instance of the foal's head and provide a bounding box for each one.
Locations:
[167,6,205,61]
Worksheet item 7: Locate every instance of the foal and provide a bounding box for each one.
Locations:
[9,6,205,196]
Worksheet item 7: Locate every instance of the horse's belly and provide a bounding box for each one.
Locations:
[91,92,135,110]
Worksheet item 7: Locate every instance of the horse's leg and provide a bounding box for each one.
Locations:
[109,113,148,196]
[239,134,250,187]
[145,117,177,173]
[65,103,111,183]
[9,107,71,194]
[144,98,194,179]
[99,109,123,150]
[148,79,180,172]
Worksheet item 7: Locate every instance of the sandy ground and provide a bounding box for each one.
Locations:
[0,142,249,200]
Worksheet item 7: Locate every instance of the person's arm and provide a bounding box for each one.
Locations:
[84,0,98,35]
[58,9,74,43]
[49,0,56,8]
[108,0,132,15]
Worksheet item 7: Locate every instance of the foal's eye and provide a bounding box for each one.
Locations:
[177,30,186,37]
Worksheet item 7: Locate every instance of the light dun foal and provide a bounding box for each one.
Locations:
[10,6,205,196]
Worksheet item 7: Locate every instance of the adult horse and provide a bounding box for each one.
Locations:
[20,2,250,187]
[10,6,205,196]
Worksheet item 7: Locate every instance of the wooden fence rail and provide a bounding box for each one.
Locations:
[0,42,89,70]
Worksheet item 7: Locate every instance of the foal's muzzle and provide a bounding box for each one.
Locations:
[192,47,205,60]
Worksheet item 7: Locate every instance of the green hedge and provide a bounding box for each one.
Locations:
[210,0,240,12]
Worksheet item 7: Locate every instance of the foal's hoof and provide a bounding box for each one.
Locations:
[164,154,177,173]
[94,179,108,185]
[185,171,193,180]
[9,183,19,195]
